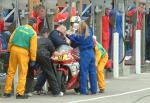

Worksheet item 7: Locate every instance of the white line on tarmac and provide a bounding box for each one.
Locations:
[67,87,150,103]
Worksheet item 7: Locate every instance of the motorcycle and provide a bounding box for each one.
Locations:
[52,49,80,93]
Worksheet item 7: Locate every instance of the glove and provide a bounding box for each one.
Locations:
[29,61,36,69]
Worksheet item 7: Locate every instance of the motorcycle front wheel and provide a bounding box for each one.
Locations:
[57,71,66,93]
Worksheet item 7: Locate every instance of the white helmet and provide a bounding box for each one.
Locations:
[70,16,81,23]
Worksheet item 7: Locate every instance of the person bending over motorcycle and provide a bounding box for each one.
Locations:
[93,36,108,93]
[31,25,71,95]
[26,28,64,96]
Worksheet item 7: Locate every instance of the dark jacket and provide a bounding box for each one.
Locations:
[37,37,55,57]
[36,37,61,95]
[48,30,68,49]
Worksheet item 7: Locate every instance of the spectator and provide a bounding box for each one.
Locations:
[0,17,5,33]
[102,8,112,69]
[31,4,46,35]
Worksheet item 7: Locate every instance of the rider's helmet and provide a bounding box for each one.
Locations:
[70,16,81,23]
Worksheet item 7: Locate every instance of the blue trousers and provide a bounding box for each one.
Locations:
[79,49,97,94]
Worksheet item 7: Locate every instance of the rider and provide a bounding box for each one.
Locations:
[48,25,71,51]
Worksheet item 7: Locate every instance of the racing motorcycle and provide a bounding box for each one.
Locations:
[52,49,80,93]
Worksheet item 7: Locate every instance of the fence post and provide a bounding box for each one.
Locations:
[135,30,141,74]
[113,32,119,78]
